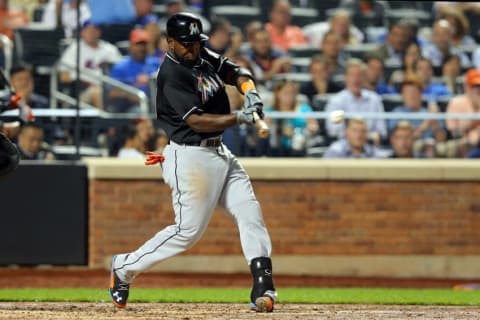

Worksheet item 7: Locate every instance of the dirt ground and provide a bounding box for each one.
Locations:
[1,268,479,320]
[0,302,479,320]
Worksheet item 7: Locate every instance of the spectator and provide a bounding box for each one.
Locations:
[323,118,384,158]
[41,0,91,38]
[205,17,242,58]
[300,54,342,104]
[339,0,388,27]
[441,54,462,95]
[86,0,135,25]
[10,64,49,109]
[389,42,421,89]
[245,27,291,84]
[265,0,307,52]
[473,47,480,69]
[117,123,145,159]
[388,121,416,158]
[434,2,480,17]
[158,0,210,34]
[145,26,167,64]
[135,117,154,152]
[109,29,160,113]
[363,54,396,95]
[320,30,346,77]
[16,123,54,160]
[438,6,476,47]
[325,58,387,145]
[388,76,446,142]
[0,0,29,39]
[421,19,470,68]
[59,20,123,109]
[445,68,480,140]
[414,57,451,99]
[153,128,168,154]
[265,79,319,156]
[134,0,158,27]
[369,20,412,65]
[303,9,364,48]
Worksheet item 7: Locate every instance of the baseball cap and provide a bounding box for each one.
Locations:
[465,69,480,86]
[130,29,150,44]
[80,19,100,30]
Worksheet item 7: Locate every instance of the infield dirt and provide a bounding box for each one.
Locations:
[1,302,480,320]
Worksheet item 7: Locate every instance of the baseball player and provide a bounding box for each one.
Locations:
[109,12,277,312]
[0,68,32,177]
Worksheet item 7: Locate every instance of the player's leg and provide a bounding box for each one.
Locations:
[110,144,229,308]
[218,146,277,312]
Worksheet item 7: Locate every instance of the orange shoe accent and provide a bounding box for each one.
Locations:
[255,296,273,312]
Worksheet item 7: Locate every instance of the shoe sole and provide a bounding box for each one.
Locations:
[255,296,273,312]
[109,255,127,309]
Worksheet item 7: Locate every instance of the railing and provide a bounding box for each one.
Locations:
[0,34,13,78]
[49,62,153,115]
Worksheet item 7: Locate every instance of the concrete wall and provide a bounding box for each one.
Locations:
[85,158,480,278]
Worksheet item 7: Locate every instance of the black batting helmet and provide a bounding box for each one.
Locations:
[166,12,208,43]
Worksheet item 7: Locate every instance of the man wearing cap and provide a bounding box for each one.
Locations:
[59,19,123,109]
[108,12,277,313]
[109,29,160,112]
[446,69,480,141]
[389,75,446,142]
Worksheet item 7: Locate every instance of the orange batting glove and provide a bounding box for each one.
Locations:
[144,151,165,165]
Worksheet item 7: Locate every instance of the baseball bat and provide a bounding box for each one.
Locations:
[253,111,269,138]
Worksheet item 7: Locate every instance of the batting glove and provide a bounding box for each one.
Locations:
[235,105,257,125]
[244,89,264,119]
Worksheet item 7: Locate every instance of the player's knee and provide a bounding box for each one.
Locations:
[177,225,204,246]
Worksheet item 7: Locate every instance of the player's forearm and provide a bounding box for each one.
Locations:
[186,113,238,132]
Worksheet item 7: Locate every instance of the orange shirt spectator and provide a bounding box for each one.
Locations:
[446,69,480,139]
[265,0,307,52]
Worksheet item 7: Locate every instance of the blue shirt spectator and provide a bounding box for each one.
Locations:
[110,56,159,94]
[87,0,135,24]
[415,57,451,100]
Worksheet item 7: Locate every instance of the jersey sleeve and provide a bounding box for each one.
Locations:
[201,48,242,86]
[163,72,202,120]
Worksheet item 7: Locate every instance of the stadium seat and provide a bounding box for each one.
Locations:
[313,0,341,21]
[272,72,312,87]
[291,57,311,72]
[312,94,334,111]
[100,23,136,44]
[287,45,319,58]
[344,43,380,60]
[13,27,65,71]
[290,7,319,27]
[210,6,261,31]
[385,9,432,28]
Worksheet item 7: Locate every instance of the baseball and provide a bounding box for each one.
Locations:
[329,110,345,124]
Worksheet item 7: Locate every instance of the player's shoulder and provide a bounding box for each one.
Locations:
[158,54,194,82]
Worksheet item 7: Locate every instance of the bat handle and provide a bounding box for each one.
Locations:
[253,111,269,138]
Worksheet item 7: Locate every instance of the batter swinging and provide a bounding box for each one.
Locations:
[109,12,277,312]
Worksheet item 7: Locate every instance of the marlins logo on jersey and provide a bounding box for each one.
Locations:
[196,74,223,103]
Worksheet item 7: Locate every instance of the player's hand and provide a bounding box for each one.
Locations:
[244,89,264,119]
[235,106,257,125]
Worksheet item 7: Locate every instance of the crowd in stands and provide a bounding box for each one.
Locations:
[1,0,480,160]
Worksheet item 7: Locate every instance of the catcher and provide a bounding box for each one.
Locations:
[0,68,33,177]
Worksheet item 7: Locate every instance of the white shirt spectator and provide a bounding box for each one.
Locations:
[325,89,387,139]
[302,21,364,48]
[473,47,480,69]
[117,148,145,159]
[421,43,471,67]
[323,139,384,158]
[59,39,123,84]
[41,0,91,38]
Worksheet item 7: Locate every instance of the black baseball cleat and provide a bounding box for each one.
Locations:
[109,255,130,309]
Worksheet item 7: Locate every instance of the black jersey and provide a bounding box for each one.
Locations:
[156,47,240,145]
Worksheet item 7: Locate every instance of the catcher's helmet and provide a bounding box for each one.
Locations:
[166,12,208,43]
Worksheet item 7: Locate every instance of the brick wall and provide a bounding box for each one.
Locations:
[89,179,480,268]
